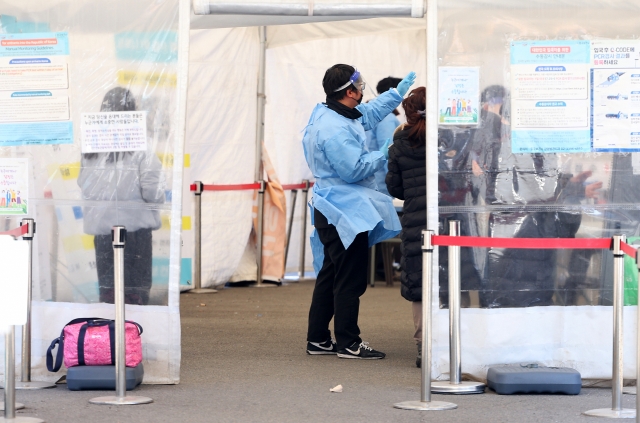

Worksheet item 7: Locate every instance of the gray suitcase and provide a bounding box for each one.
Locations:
[66,363,144,391]
[486,364,581,395]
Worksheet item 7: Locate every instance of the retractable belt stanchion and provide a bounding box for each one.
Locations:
[188,181,217,294]
[431,221,485,394]
[284,188,298,271]
[0,326,41,422]
[584,234,635,418]
[15,219,55,389]
[297,180,310,281]
[394,230,457,412]
[90,226,152,406]
[252,181,278,288]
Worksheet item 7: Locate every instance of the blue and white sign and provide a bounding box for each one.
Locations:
[0,32,72,146]
[511,40,591,153]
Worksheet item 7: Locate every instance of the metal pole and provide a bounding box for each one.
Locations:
[449,220,461,384]
[0,326,37,422]
[369,244,376,287]
[188,182,216,294]
[394,230,457,411]
[251,182,277,288]
[298,180,310,281]
[584,234,634,418]
[248,26,278,288]
[284,189,298,279]
[89,227,152,406]
[4,328,15,418]
[15,219,55,390]
[432,221,484,394]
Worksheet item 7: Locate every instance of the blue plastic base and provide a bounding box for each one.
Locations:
[66,363,144,391]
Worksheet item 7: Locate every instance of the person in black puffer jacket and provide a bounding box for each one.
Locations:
[386,87,482,367]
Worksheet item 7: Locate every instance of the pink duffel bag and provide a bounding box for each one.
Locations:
[47,318,143,372]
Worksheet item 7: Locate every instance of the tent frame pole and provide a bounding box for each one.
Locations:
[252,26,278,288]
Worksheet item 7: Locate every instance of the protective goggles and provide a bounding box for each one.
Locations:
[333,70,366,92]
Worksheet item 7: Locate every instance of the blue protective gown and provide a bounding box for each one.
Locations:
[302,89,403,274]
[365,113,401,196]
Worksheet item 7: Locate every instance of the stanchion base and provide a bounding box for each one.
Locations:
[186,288,218,294]
[582,408,635,418]
[623,386,636,395]
[89,395,153,405]
[15,381,57,390]
[430,381,485,394]
[393,400,458,411]
[0,417,45,423]
[0,402,25,411]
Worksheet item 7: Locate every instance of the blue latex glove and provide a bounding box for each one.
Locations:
[397,71,417,96]
[381,138,393,159]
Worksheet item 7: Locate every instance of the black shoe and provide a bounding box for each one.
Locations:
[337,341,385,359]
[416,343,422,368]
[306,339,337,355]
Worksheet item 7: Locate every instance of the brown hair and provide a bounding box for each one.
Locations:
[401,86,426,147]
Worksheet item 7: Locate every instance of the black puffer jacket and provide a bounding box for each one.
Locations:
[386,128,426,302]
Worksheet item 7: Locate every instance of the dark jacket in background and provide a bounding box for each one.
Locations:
[386,128,426,302]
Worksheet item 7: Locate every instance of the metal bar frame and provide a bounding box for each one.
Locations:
[89,226,153,406]
[188,182,217,294]
[15,219,55,390]
[583,234,634,418]
[431,221,484,394]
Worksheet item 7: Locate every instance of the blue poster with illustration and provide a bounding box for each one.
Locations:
[438,67,479,125]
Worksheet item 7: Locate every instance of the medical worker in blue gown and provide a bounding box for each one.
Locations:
[365,77,402,196]
[303,64,416,359]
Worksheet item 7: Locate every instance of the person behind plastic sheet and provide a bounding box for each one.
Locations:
[303,64,416,359]
[385,87,480,368]
[78,87,166,306]
[364,76,402,197]
[479,96,602,308]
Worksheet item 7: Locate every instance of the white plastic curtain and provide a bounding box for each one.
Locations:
[0,0,187,383]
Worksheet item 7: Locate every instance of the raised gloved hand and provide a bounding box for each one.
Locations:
[381,138,393,159]
[397,71,417,96]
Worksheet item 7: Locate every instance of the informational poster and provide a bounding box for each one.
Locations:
[511,40,591,153]
[0,158,28,215]
[81,111,148,153]
[0,32,73,146]
[438,67,479,125]
[591,40,640,152]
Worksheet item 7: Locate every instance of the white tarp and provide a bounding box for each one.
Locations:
[183,19,426,286]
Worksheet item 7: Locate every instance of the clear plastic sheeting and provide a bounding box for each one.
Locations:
[0,0,185,383]
[436,1,640,310]
[430,0,640,380]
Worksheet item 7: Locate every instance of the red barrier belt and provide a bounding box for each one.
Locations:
[0,225,28,238]
[621,241,637,259]
[203,183,261,191]
[190,182,315,191]
[431,235,612,250]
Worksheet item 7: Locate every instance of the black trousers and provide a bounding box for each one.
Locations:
[307,211,369,350]
[94,228,153,305]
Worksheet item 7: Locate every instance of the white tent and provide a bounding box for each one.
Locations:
[183,0,640,383]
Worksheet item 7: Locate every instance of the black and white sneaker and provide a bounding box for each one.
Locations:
[337,341,385,359]
[306,339,337,355]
